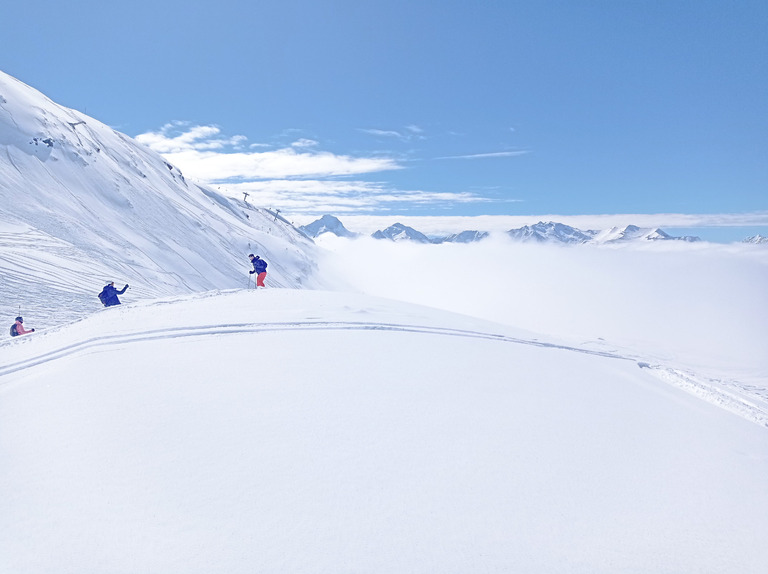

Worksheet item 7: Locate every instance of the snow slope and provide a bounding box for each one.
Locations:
[1,289,767,574]
[0,70,320,326]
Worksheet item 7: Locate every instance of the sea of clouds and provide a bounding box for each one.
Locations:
[316,234,768,380]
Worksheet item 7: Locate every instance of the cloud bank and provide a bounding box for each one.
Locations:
[317,235,768,378]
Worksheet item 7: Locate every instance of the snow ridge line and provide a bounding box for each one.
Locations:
[0,320,631,379]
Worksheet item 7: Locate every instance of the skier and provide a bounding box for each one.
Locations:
[99,281,129,307]
[248,254,268,288]
[10,316,35,337]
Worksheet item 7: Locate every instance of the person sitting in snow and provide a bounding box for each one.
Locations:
[99,281,129,307]
[10,316,35,337]
[248,254,268,288]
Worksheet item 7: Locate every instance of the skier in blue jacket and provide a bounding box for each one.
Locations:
[248,254,268,287]
[99,282,129,306]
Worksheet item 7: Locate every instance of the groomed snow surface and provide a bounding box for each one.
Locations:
[2,289,767,574]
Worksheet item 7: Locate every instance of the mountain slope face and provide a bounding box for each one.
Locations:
[0,71,319,326]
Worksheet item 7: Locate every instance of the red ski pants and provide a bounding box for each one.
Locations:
[256,272,267,287]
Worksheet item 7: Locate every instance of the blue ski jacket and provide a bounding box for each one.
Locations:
[100,284,128,307]
[251,257,268,274]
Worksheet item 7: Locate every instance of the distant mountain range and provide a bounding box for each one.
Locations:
[300,216,706,245]
[743,234,768,244]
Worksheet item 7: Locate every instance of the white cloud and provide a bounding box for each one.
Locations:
[136,123,246,153]
[216,179,488,214]
[166,148,401,180]
[135,123,503,213]
[137,124,402,181]
[436,150,530,160]
[359,128,406,139]
[291,138,319,148]
[359,126,426,141]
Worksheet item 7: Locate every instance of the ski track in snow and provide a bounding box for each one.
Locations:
[3,317,767,429]
[638,363,768,429]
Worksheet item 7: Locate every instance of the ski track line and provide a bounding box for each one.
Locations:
[638,363,768,429]
[0,320,630,378]
[2,320,765,429]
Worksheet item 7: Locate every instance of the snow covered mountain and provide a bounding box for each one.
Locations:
[0,71,320,326]
[438,230,489,243]
[504,222,702,245]
[506,221,595,244]
[590,224,700,244]
[303,215,704,245]
[743,234,768,244]
[299,214,357,238]
[371,222,432,243]
[303,214,488,244]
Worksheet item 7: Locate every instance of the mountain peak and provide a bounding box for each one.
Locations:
[507,221,593,244]
[371,222,432,243]
[299,214,357,238]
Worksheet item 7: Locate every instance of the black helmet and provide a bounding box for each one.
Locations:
[15,316,23,323]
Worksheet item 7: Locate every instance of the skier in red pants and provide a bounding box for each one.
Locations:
[248,254,268,288]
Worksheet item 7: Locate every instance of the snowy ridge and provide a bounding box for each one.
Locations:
[440,230,490,243]
[743,234,768,244]
[507,221,595,244]
[3,289,766,429]
[301,215,704,244]
[371,222,432,243]
[0,70,320,326]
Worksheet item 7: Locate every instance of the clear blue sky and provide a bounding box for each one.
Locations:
[3,1,767,229]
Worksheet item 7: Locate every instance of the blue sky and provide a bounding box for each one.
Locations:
[4,0,767,237]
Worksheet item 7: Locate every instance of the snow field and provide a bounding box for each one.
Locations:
[1,290,767,573]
